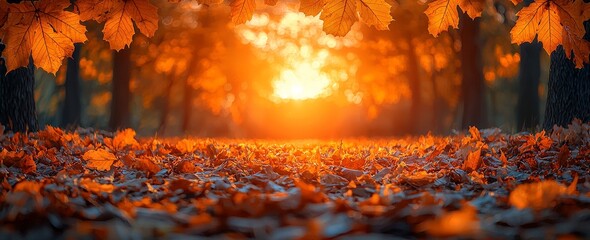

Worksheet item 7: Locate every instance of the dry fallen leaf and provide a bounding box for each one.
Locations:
[509,180,573,211]
[82,149,117,171]
[418,204,481,237]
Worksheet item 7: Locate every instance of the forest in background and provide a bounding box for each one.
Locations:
[24,0,547,138]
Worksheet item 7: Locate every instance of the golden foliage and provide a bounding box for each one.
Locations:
[1,0,87,73]
[511,0,590,67]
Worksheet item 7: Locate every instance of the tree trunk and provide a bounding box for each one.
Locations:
[516,0,541,130]
[158,74,175,135]
[543,21,590,130]
[406,37,423,134]
[61,43,82,128]
[182,75,194,133]
[109,47,132,130]
[0,55,38,133]
[459,12,487,129]
[516,41,541,130]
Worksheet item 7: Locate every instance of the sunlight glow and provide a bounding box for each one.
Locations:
[273,63,332,100]
[236,11,362,101]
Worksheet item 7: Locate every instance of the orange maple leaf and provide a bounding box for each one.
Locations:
[321,0,358,36]
[424,0,485,37]
[83,149,117,171]
[511,0,590,67]
[77,0,158,51]
[1,0,87,74]
[230,0,256,25]
[357,0,394,31]
[300,0,326,16]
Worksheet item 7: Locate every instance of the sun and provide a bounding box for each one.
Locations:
[272,62,332,100]
[236,10,362,102]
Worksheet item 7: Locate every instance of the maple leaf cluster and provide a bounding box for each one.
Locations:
[423,0,590,67]
[1,122,590,238]
[0,0,589,75]
[0,0,158,74]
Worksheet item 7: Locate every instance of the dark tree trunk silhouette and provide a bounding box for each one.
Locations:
[0,56,37,133]
[182,75,194,133]
[0,0,38,133]
[459,12,487,129]
[109,47,132,130]
[516,40,541,130]
[543,2,590,130]
[61,43,82,128]
[516,0,541,130]
[406,37,423,134]
[158,74,175,135]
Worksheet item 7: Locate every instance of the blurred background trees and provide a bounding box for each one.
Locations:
[32,0,558,138]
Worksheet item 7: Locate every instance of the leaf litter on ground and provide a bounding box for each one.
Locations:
[1,120,590,239]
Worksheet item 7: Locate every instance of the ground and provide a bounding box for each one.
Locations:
[1,123,590,239]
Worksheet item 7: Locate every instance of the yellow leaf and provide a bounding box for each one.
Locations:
[357,0,393,30]
[83,149,117,171]
[230,0,256,25]
[424,0,460,37]
[509,180,572,210]
[300,0,325,16]
[320,0,358,36]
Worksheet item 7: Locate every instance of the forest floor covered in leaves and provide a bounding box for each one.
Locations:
[1,122,590,239]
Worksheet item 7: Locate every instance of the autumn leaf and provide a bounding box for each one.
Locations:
[424,0,484,37]
[176,139,197,154]
[418,204,480,237]
[102,0,159,51]
[265,0,279,6]
[458,0,485,19]
[13,180,43,193]
[75,0,116,22]
[321,0,358,36]
[2,0,87,73]
[357,0,393,30]
[424,0,460,37]
[83,149,117,171]
[112,128,139,150]
[230,0,256,25]
[509,180,574,210]
[0,1,9,29]
[510,0,590,67]
[462,148,481,172]
[300,0,325,16]
[79,178,115,193]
